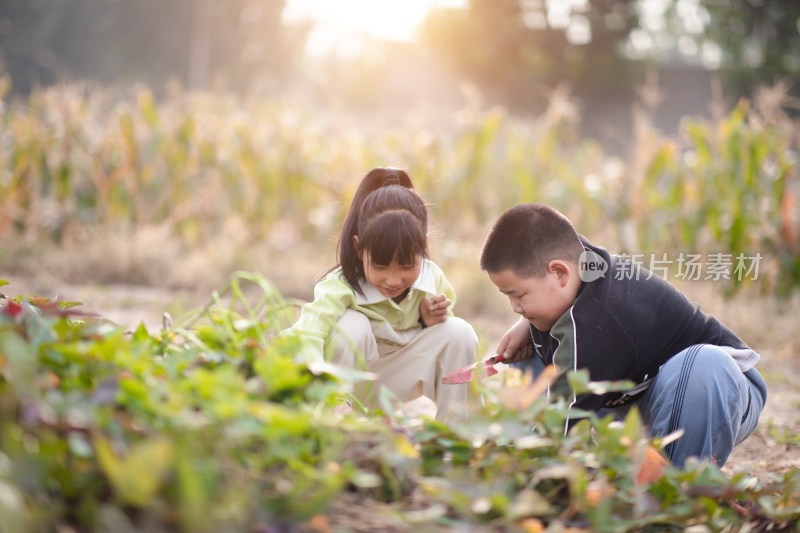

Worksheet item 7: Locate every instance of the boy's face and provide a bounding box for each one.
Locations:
[488,262,578,331]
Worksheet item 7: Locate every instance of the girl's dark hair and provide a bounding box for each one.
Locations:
[337,168,429,293]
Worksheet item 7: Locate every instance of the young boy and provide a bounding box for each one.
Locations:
[480,203,767,467]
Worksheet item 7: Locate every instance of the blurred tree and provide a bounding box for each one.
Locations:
[422,0,800,108]
[0,0,307,94]
[693,0,800,95]
[421,0,639,106]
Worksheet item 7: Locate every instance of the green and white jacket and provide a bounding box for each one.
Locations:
[284,259,456,363]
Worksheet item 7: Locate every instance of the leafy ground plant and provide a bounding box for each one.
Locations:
[0,274,799,532]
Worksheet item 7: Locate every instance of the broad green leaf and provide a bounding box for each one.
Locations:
[93,435,174,507]
[132,322,151,342]
[623,406,644,441]
[0,331,37,393]
[57,300,84,310]
[305,359,376,383]
[254,353,312,395]
[176,453,212,532]
[567,369,635,396]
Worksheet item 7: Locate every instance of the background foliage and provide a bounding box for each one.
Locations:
[1,77,798,296]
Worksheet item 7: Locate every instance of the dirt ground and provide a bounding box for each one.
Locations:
[3,274,799,486]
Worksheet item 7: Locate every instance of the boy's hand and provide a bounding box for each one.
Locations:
[497,317,534,364]
[419,294,451,327]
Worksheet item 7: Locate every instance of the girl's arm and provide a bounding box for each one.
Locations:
[419,260,458,326]
[419,294,451,326]
[281,274,352,363]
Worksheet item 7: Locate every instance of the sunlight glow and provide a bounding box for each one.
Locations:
[284,0,466,57]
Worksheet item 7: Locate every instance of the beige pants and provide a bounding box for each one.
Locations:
[328,309,478,422]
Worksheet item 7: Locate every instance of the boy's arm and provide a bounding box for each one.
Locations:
[497,317,535,363]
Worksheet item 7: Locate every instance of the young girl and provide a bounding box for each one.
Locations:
[283,167,478,422]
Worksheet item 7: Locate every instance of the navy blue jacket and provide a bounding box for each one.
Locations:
[531,238,759,413]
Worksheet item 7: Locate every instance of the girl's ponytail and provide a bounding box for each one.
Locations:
[336,168,426,293]
[350,168,414,210]
[338,168,414,285]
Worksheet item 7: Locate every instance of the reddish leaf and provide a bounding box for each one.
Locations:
[636,446,668,485]
[4,300,23,318]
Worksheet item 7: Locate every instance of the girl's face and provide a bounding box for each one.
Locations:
[361,251,423,301]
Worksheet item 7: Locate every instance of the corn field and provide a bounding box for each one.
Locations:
[1,77,800,532]
[0,76,798,295]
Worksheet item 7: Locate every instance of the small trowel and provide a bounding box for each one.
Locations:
[441,354,507,384]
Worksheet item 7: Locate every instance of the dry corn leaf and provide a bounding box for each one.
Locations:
[497,364,558,409]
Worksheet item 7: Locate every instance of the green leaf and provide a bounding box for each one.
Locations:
[93,435,175,507]
[132,322,151,342]
[305,359,376,383]
[57,300,84,310]
[567,369,635,396]
[623,406,644,441]
[0,331,37,393]
[253,353,313,396]
[176,453,214,532]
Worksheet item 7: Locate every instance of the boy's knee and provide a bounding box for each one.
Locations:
[696,344,738,366]
[647,344,745,423]
[664,345,740,387]
[646,345,751,467]
[687,345,743,389]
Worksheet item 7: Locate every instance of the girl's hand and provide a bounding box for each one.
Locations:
[496,317,534,364]
[419,294,451,327]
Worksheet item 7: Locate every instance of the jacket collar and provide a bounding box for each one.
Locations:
[355,260,436,305]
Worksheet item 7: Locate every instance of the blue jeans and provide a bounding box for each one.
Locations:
[515,344,767,467]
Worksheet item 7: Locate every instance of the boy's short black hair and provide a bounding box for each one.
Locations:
[480,203,584,276]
